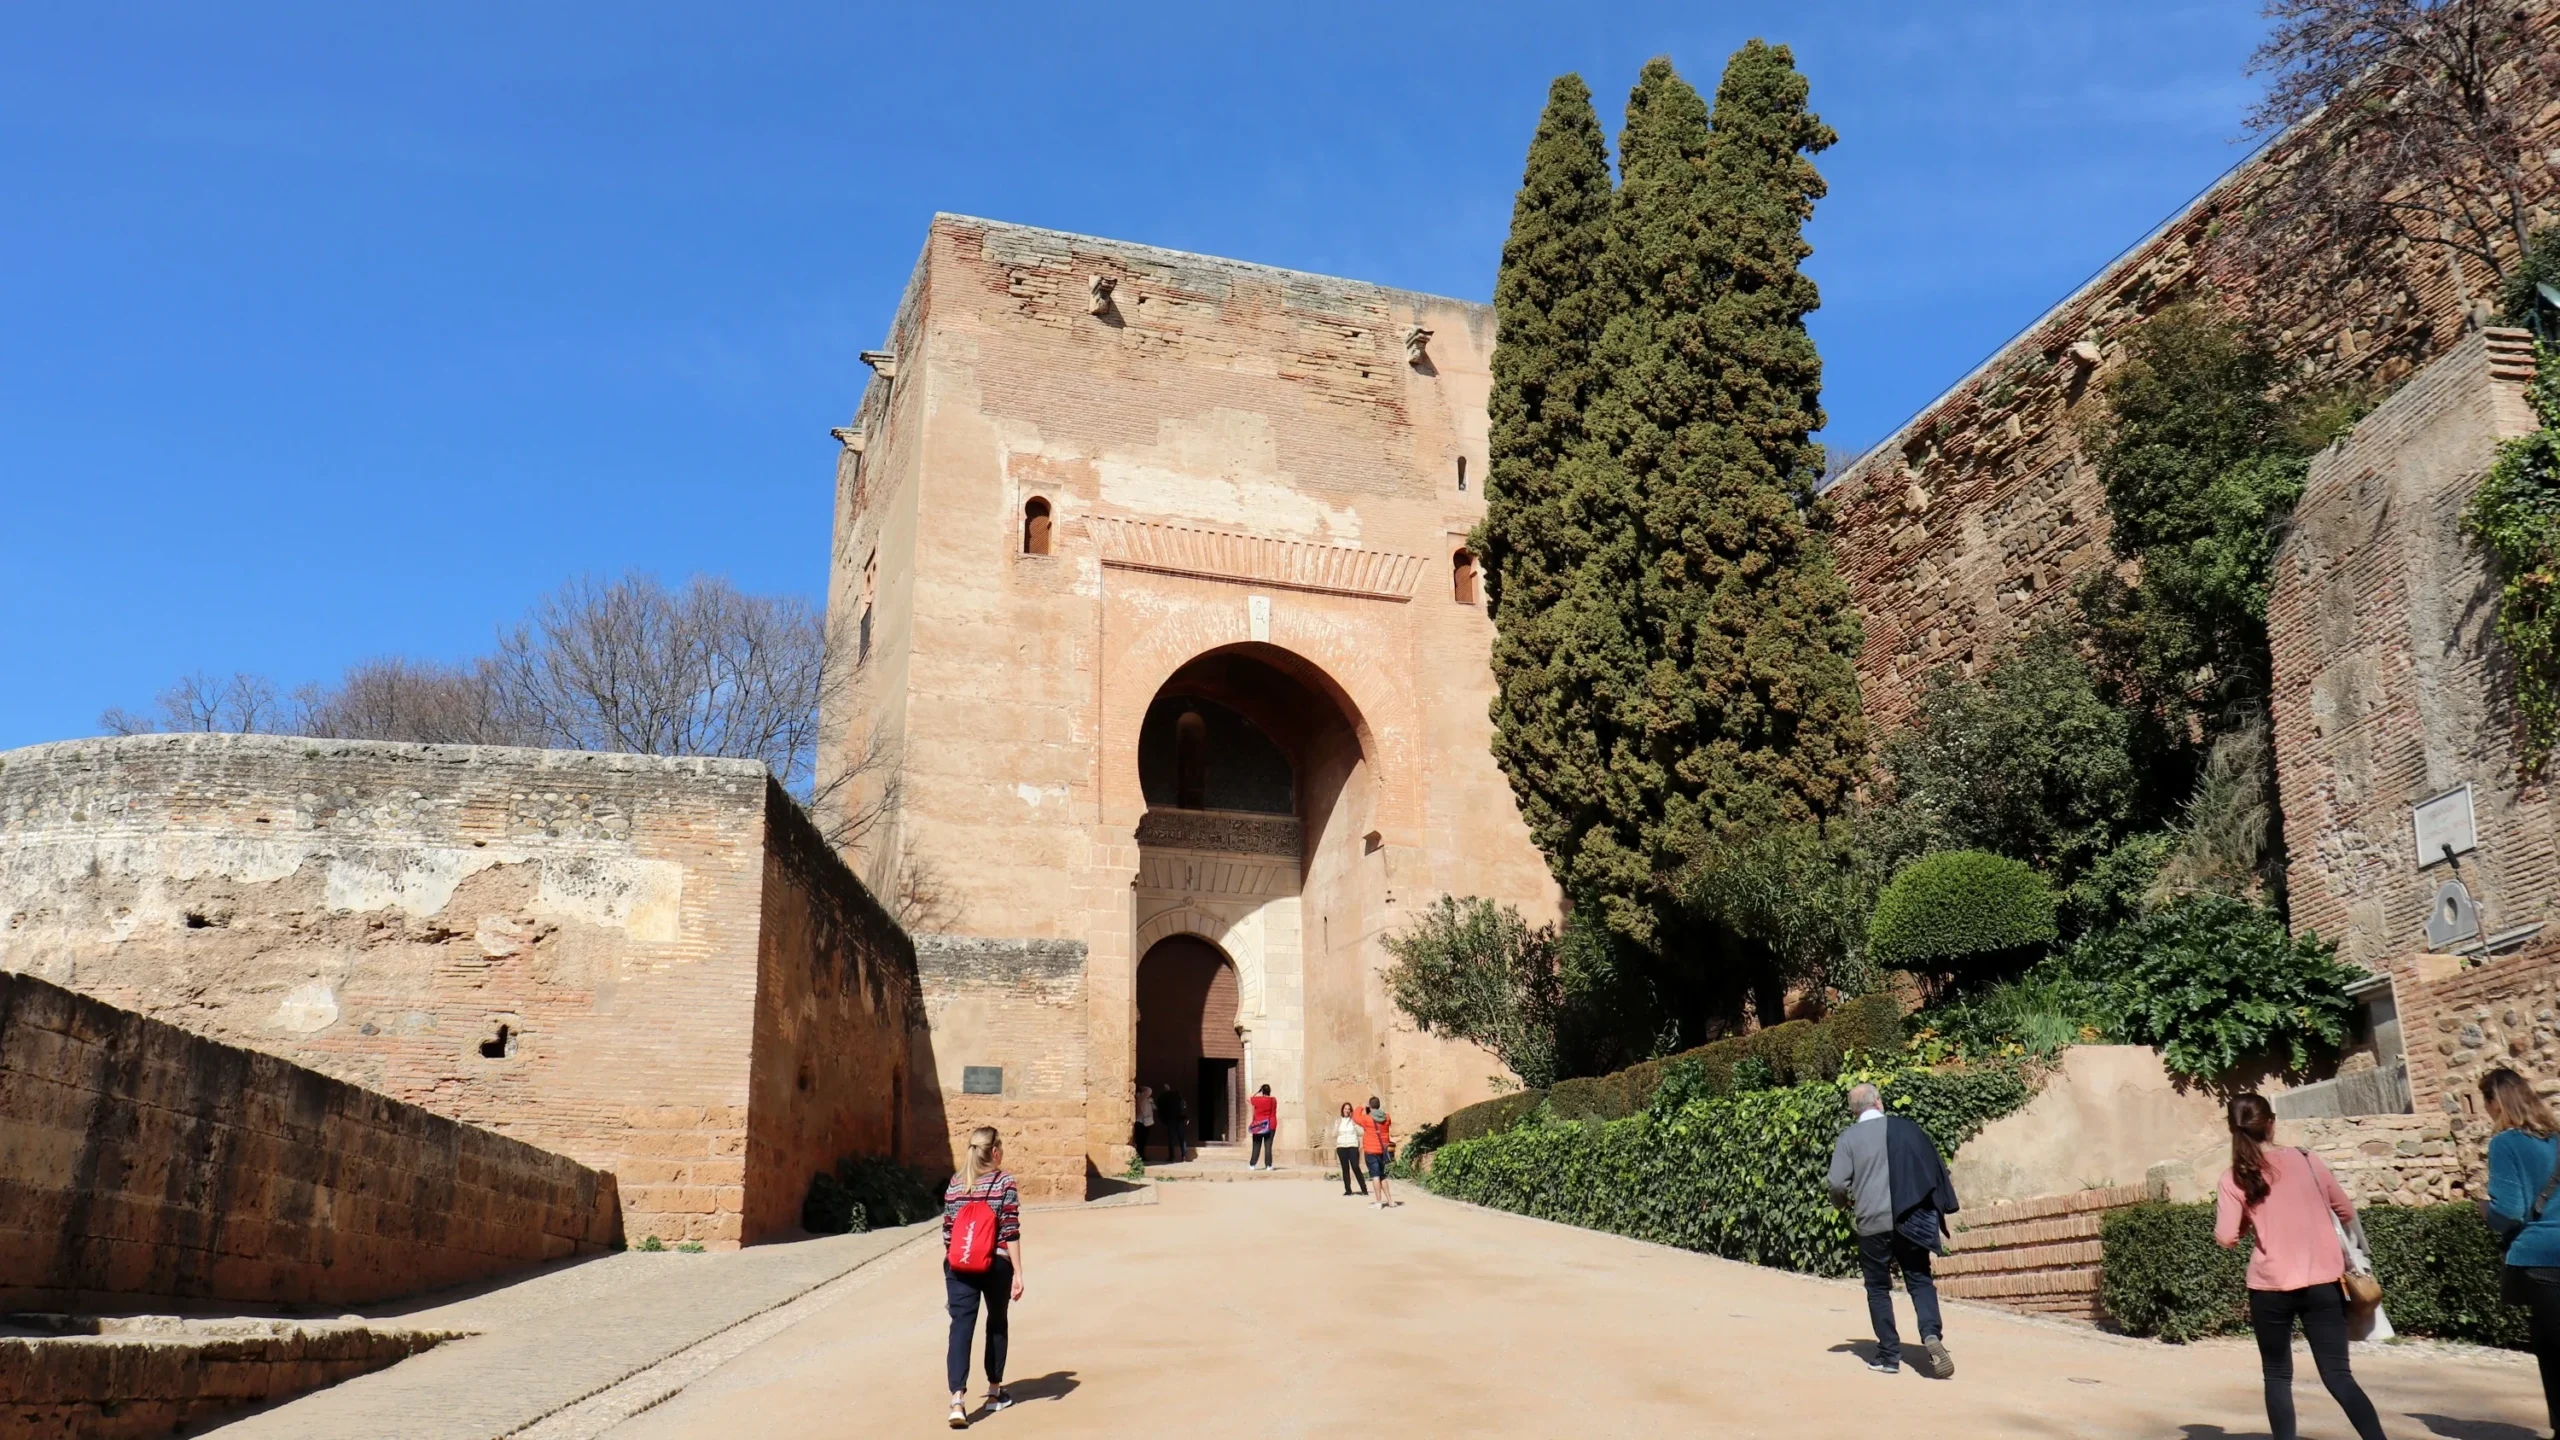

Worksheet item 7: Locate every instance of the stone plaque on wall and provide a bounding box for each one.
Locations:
[962,1066,1003,1095]
[2412,785,2478,868]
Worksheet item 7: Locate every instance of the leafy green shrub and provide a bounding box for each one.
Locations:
[1909,963,2115,1061]
[1424,1066,2033,1276]
[2363,1204,2530,1347]
[2100,1201,2525,1347]
[2099,1203,2250,1341]
[802,1154,943,1235]
[2082,894,2356,1078]
[1383,896,1567,1088]
[1868,851,2058,975]
[1398,1117,1449,1167]
[1441,1088,1547,1146]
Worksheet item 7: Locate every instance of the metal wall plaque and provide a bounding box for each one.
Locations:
[961,1066,1004,1096]
[2411,785,2478,868]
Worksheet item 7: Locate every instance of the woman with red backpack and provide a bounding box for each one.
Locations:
[942,1126,1023,1429]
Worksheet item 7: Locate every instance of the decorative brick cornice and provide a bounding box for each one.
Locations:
[1089,517,1421,601]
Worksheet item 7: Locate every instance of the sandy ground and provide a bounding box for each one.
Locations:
[609,1178,2548,1440]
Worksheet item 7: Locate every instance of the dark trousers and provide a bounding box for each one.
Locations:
[1250,1131,1274,1167]
[944,1257,1012,1395]
[2512,1267,2560,1433]
[1162,1116,1188,1161]
[1337,1146,1367,1194]
[2248,1283,2385,1440]
[1856,1229,1942,1367]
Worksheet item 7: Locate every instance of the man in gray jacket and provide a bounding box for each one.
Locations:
[1825,1082,1956,1378]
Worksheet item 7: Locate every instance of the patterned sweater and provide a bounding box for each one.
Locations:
[942,1169,1022,1250]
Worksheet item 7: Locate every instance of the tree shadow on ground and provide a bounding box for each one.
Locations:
[2407,1416,2542,1440]
[1005,1371,1079,1404]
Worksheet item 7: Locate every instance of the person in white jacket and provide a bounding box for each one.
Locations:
[1332,1102,1369,1198]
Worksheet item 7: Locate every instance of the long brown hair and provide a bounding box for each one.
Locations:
[2482,1067,2560,1138]
[2228,1094,2277,1207]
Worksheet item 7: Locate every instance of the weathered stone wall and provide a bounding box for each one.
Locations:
[0,969,618,1313]
[742,789,921,1242]
[833,215,1552,1190]
[1826,0,2560,740]
[2396,944,2560,1130]
[2270,329,2551,970]
[0,733,916,1248]
[910,936,1090,1202]
[0,1321,452,1440]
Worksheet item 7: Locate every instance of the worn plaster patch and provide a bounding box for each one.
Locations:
[538,857,685,944]
[325,848,501,917]
[273,979,340,1034]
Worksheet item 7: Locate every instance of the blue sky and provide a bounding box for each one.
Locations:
[0,3,2270,750]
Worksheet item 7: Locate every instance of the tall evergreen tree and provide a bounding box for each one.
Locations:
[1478,74,1628,985]
[1502,51,1866,1039]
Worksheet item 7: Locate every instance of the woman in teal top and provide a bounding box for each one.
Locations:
[2484,1066,2560,1437]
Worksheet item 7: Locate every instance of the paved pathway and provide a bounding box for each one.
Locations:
[603,1175,2547,1440]
[207,1224,923,1439]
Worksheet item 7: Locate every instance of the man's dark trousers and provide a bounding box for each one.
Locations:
[1857,1230,1943,1368]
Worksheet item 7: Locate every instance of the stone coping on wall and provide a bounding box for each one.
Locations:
[0,1318,460,1440]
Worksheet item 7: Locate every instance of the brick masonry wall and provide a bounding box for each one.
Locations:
[2270,330,2550,971]
[1941,1184,2147,1323]
[741,788,921,1241]
[0,734,919,1249]
[0,970,618,1313]
[910,937,1090,1202]
[1826,0,2560,741]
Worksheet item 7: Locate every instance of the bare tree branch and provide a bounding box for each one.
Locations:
[2229,0,2542,298]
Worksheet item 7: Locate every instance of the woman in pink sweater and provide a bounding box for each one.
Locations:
[2213,1093,2385,1440]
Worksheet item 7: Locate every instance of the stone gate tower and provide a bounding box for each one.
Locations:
[828,215,1556,1198]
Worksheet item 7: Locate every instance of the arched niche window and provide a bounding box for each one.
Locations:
[1452,547,1479,604]
[1023,496,1053,556]
[1139,697,1293,815]
[1174,712,1209,809]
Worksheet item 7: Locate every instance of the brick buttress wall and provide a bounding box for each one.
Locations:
[2269,330,2550,972]
[742,785,921,1241]
[0,970,619,1312]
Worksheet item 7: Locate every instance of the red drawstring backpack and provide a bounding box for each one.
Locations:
[947,1192,998,1273]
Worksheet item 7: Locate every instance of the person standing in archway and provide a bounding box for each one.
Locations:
[1160,1082,1190,1163]
[1248,1084,1278,1169]
[1132,1083,1155,1163]
[1359,1095,1397,1208]
[1333,1102,1369,1197]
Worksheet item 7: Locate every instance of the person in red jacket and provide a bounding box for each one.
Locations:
[1358,1096,1398,1208]
[1247,1084,1279,1170]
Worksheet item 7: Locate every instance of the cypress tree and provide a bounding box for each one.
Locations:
[1585,50,1869,1035]
[1479,75,1627,964]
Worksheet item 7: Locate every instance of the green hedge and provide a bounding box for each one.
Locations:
[1441,1088,1547,1146]
[1429,995,1904,1151]
[2099,1201,2527,1347]
[1423,1065,2030,1276]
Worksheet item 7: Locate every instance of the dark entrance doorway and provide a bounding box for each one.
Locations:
[1135,934,1242,1154]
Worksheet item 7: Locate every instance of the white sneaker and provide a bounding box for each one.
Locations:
[948,1398,969,1428]
[984,1387,1014,1413]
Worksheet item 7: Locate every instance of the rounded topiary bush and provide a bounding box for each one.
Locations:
[1868,850,2058,974]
